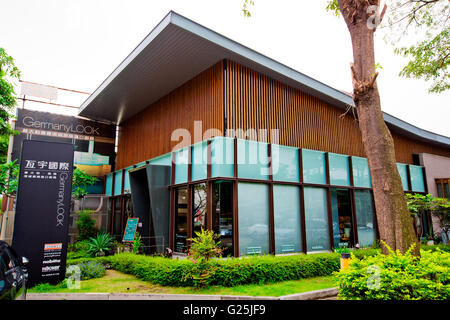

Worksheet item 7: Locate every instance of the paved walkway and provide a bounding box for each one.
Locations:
[27,288,338,300]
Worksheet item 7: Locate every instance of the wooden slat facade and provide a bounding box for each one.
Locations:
[116,59,450,169]
[225,60,450,164]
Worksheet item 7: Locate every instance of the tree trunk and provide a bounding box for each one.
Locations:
[337,0,419,256]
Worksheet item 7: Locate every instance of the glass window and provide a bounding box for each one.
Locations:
[352,157,372,188]
[396,163,409,191]
[192,142,208,181]
[174,148,189,184]
[238,183,270,255]
[354,190,376,247]
[211,137,234,178]
[273,185,302,254]
[445,183,450,200]
[237,139,269,180]
[302,149,326,185]
[410,165,425,192]
[123,167,132,194]
[149,153,171,166]
[437,183,443,198]
[304,187,330,252]
[113,171,123,196]
[175,187,188,253]
[272,145,299,183]
[113,197,122,237]
[192,183,207,236]
[105,173,113,196]
[329,153,350,186]
[212,181,234,256]
[331,188,353,248]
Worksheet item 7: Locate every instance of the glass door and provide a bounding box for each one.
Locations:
[331,188,354,248]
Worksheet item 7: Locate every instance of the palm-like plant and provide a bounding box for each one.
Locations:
[87,232,113,257]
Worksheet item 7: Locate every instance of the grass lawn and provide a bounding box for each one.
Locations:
[29,270,336,297]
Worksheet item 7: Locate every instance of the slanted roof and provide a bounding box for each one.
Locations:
[78,11,450,148]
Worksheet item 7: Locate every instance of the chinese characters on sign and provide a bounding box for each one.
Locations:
[23,160,70,180]
[12,140,74,286]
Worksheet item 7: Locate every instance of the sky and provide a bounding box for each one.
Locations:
[1,0,449,136]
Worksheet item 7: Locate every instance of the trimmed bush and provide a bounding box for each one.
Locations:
[66,256,108,267]
[335,247,450,300]
[107,252,341,287]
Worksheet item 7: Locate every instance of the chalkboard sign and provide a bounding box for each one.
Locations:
[122,218,139,242]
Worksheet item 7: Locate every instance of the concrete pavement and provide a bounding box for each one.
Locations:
[26,288,338,300]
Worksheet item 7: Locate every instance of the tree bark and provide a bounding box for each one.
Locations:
[337,0,419,256]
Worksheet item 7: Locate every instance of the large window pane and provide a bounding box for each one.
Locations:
[329,153,350,186]
[192,183,207,236]
[192,142,207,181]
[105,173,113,196]
[352,156,372,188]
[238,183,270,255]
[113,171,123,196]
[175,187,188,253]
[302,149,326,185]
[211,137,234,178]
[355,190,376,247]
[123,167,132,194]
[273,185,302,254]
[304,187,330,252]
[410,165,425,192]
[174,148,189,184]
[237,139,269,180]
[396,163,409,191]
[272,145,299,183]
[149,153,171,166]
[212,181,234,256]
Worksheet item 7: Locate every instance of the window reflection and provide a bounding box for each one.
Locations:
[175,187,188,253]
[212,181,233,256]
[192,183,207,236]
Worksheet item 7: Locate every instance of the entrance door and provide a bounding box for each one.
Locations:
[331,188,354,248]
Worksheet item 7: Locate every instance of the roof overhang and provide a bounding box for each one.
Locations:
[78,11,450,148]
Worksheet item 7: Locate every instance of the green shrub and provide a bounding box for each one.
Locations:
[31,281,67,292]
[67,241,90,259]
[132,232,142,254]
[67,261,106,280]
[183,228,224,288]
[66,256,108,267]
[107,251,341,287]
[421,243,450,253]
[76,210,98,241]
[87,232,114,257]
[335,245,450,300]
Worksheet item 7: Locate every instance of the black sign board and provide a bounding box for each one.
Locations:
[12,140,74,286]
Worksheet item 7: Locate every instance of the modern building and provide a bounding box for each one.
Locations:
[78,11,450,256]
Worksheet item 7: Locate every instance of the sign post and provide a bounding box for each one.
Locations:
[122,218,139,242]
[12,140,74,286]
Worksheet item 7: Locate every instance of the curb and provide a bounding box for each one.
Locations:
[26,288,338,301]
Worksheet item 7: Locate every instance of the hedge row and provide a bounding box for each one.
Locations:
[105,250,378,287]
[66,256,108,266]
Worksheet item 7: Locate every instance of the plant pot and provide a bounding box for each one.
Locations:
[427,240,434,245]
[340,253,351,270]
